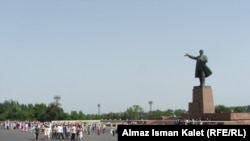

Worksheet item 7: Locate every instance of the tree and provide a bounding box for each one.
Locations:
[233,106,246,113]
[174,109,187,117]
[103,112,120,120]
[78,111,86,119]
[164,109,174,116]
[151,109,163,117]
[69,110,79,120]
[46,103,64,121]
[215,105,231,113]
[124,105,144,120]
[247,105,250,112]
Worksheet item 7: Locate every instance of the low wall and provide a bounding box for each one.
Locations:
[181,113,250,121]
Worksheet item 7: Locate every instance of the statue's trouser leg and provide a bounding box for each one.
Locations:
[200,71,205,86]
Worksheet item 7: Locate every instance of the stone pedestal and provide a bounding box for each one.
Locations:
[188,86,215,114]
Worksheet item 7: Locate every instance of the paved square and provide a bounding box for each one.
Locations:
[0,129,117,141]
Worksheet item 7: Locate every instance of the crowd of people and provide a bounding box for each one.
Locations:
[0,120,118,140]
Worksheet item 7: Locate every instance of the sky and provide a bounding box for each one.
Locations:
[0,0,250,114]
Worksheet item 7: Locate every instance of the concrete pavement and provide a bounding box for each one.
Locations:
[0,129,118,141]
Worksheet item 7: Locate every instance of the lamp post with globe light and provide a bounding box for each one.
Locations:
[148,101,153,115]
[97,104,100,115]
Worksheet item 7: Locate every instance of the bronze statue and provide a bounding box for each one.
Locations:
[185,49,212,87]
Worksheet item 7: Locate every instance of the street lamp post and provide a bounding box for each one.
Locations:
[97,104,100,115]
[54,95,61,105]
[148,101,153,115]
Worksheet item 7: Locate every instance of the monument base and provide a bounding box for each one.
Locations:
[188,86,215,113]
[179,85,250,124]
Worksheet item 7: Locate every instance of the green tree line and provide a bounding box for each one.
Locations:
[0,100,249,121]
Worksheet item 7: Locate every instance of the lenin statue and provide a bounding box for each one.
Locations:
[185,49,212,87]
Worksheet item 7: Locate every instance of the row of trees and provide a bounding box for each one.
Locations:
[0,100,250,121]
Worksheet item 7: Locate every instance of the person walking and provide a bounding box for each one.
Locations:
[70,124,76,141]
[56,124,64,140]
[34,125,40,140]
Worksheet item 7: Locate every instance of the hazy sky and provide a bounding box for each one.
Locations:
[0,1,250,114]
